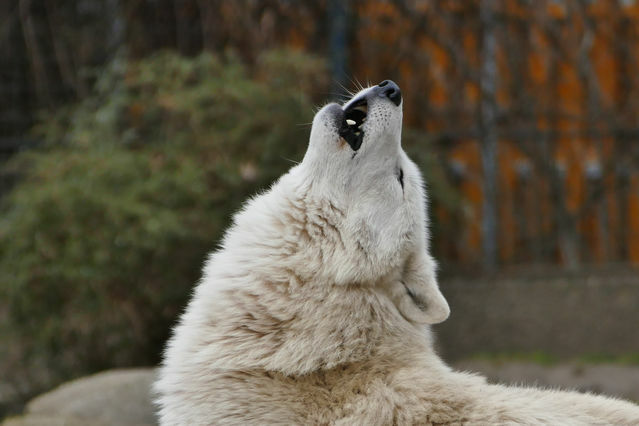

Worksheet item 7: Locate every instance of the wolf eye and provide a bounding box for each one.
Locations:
[397,168,404,189]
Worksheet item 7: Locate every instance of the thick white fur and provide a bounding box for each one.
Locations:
[155,86,639,425]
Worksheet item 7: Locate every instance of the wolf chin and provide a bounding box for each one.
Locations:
[155,81,639,425]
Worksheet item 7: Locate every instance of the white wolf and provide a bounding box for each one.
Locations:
[155,81,639,425]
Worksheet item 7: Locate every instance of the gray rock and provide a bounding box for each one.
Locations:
[455,359,639,402]
[3,414,99,426]
[3,368,157,426]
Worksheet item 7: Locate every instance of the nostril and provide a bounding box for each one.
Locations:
[383,87,397,98]
[378,80,390,87]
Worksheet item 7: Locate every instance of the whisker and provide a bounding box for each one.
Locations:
[337,80,356,97]
[347,76,361,93]
[280,156,300,165]
[325,91,351,100]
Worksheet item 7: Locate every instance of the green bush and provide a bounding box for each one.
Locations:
[0,50,327,395]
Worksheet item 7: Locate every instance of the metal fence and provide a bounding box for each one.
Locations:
[2,0,639,268]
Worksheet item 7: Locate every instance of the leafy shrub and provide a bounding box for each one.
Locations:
[0,50,327,395]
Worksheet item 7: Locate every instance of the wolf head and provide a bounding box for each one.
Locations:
[296,81,449,325]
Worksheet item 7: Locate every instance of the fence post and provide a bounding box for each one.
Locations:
[479,0,499,270]
[328,0,349,98]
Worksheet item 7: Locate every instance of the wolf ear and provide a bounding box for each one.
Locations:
[390,253,450,324]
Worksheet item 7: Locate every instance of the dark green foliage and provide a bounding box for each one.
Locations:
[0,50,327,394]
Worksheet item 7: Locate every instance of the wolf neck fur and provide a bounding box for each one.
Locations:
[194,177,433,376]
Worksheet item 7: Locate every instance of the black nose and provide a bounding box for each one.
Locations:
[376,80,402,106]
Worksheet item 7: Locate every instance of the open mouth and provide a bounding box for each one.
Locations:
[339,98,368,151]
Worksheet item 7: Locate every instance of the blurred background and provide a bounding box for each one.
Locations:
[1,0,639,421]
